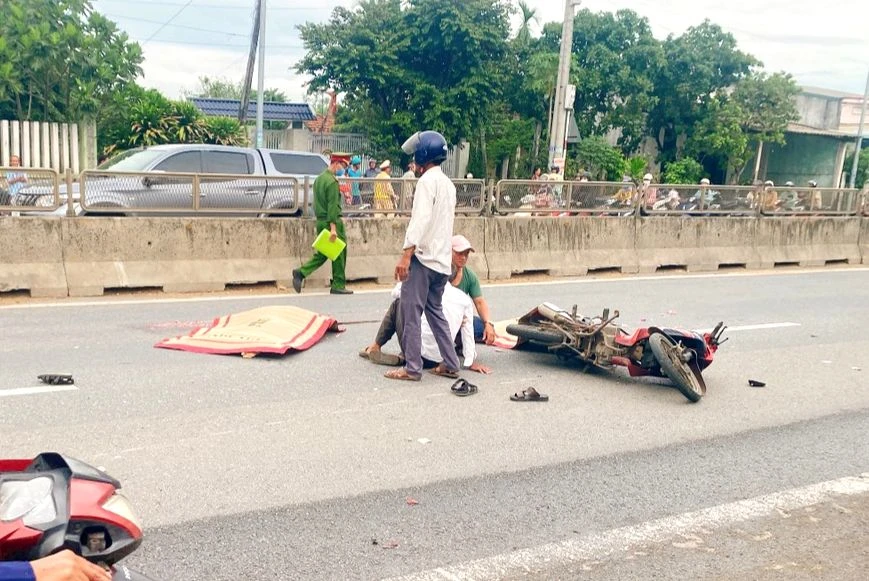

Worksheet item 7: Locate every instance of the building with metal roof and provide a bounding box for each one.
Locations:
[189,98,316,123]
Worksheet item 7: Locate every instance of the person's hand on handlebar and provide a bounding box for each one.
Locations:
[30,550,111,581]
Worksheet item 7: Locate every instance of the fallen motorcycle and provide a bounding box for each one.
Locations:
[506,303,726,402]
[0,452,159,580]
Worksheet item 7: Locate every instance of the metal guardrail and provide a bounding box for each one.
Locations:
[79,170,302,215]
[644,184,758,216]
[0,167,60,213]
[760,187,861,216]
[338,177,486,216]
[2,168,867,220]
[495,180,867,218]
[495,179,638,215]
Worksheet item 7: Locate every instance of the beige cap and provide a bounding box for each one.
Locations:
[380,160,391,170]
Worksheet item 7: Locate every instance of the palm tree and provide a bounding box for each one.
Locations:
[514,0,540,45]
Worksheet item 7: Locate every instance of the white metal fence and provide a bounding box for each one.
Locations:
[0,120,82,173]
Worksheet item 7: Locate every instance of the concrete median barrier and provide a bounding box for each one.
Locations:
[861,218,869,264]
[0,217,67,298]
[301,216,489,287]
[61,218,303,297]
[2,215,865,299]
[484,216,638,279]
[635,217,761,273]
[754,217,862,268]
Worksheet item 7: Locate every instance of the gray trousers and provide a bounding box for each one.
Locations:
[399,256,460,376]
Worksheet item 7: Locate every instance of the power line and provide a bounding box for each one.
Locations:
[103,13,248,37]
[132,37,303,49]
[96,0,326,10]
[142,0,194,45]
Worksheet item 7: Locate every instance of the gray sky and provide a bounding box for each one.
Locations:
[92,0,869,102]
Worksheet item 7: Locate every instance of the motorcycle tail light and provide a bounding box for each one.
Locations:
[102,493,141,530]
[0,477,57,526]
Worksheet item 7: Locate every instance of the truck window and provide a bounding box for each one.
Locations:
[269,153,327,175]
[202,151,254,175]
[154,151,202,173]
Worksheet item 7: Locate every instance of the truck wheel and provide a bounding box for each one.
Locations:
[648,333,706,403]
[505,323,564,346]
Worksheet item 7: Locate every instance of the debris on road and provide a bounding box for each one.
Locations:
[37,373,74,385]
[417,438,432,445]
[381,540,400,549]
[748,379,766,387]
[406,497,419,506]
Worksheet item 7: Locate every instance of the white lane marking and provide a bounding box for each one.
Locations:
[1,267,866,310]
[384,473,869,581]
[0,384,79,397]
[695,322,801,333]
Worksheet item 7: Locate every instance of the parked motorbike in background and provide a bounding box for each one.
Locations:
[507,303,727,402]
[0,453,159,580]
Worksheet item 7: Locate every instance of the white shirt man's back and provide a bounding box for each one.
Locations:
[402,166,456,275]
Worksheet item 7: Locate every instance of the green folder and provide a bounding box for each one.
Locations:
[312,228,346,261]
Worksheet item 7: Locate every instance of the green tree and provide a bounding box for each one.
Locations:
[685,95,749,181]
[538,9,664,153]
[575,136,626,181]
[202,117,249,146]
[296,0,513,154]
[844,147,869,189]
[0,0,142,121]
[662,158,704,184]
[100,91,247,160]
[514,0,540,47]
[686,72,799,183]
[648,20,758,163]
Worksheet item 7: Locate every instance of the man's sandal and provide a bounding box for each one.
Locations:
[384,368,421,382]
[450,379,478,397]
[510,387,549,402]
[429,364,460,379]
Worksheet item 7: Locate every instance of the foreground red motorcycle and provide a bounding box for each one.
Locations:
[0,452,157,580]
[507,303,726,402]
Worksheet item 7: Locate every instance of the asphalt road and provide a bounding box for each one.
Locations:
[1,267,868,580]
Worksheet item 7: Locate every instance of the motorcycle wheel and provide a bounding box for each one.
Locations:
[648,333,706,403]
[506,323,564,346]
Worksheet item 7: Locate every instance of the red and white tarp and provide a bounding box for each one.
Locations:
[155,306,339,356]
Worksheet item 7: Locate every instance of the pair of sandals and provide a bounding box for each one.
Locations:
[449,381,548,400]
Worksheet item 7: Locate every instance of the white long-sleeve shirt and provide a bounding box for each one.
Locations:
[402,166,456,275]
[391,282,476,368]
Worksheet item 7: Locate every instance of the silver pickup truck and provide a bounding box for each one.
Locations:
[18,144,327,216]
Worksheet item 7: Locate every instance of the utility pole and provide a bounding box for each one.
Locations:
[848,69,869,189]
[547,0,580,170]
[238,0,261,124]
[255,0,267,148]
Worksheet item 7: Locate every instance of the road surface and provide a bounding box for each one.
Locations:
[1,267,867,580]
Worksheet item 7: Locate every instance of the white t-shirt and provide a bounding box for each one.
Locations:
[392,282,476,367]
[402,166,456,275]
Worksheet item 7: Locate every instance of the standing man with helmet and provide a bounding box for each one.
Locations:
[292,156,353,295]
[385,131,461,381]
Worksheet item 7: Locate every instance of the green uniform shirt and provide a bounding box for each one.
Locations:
[455,266,482,299]
[313,170,342,224]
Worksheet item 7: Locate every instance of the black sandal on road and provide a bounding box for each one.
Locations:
[510,387,548,402]
[450,379,478,397]
[38,374,74,385]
